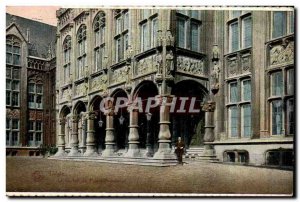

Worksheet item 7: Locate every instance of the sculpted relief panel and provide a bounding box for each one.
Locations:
[90,74,108,92]
[75,82,88,97]
[136,55,158,77]
[111,66,129,85]
[270,41,294,66]
[61,88,72,102]
[227,57,238,77]
[176,56,206,76]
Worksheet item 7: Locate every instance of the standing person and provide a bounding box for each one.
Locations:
[175,137,185,165]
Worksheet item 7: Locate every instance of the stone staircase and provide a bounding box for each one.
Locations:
[184,146,219,162]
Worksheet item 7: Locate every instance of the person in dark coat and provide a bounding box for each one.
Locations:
[175,137,185,165]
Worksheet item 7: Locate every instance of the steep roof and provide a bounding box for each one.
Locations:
[6,13,57,59]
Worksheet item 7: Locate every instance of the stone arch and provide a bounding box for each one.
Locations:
[170,79,209,149]
[131,80,160,150]
[59,105,71,119]
[73,100,87,115]
[131,80,159,100]
[88,95,106,152]
[110,88,129,151]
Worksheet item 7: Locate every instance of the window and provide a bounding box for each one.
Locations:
[272,11,286,38]
[271,71,283,96]
[228,12,252,52]
[241,104,251,137]
[77,25,87,79]
[229,82,238,103]
[229,22,239,52]
[242,79,251,101]
[63,35,71,83]
[227,79,252,138]
[271,100,283,135]
[286,99,294,135]
[27,121,43,146]
[151,18,158,47]
[272,11,294,39]
[242,16,252,48]
[287,69,294,95]
[114,10,129,63]
[269,69,294,136]
[191,22,200,51]
[94,12,106,72]
[6,118,19,146]
[140,23,148,51]
[140,10,158,52]
[28,82,43,109]
[229,106,238,137]
[176,10,201,51]
[6,35,21,66]
[6,67,20,106]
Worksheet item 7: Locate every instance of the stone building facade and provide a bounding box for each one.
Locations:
[6,14,57,156]
[54,8,294,167]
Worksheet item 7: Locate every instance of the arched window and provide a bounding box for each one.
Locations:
[93,11,106,72]
[77,25,87,79]
[63,35,71,83]
[28,80,43,109]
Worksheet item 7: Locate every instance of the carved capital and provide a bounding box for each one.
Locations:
[88,111,96,120]
[72,115,79,122]
[201,101,216,112]
[59,118,66,125]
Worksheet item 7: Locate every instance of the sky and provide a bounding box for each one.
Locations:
[6,6,60,26]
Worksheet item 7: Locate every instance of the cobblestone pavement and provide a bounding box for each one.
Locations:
[6,157,293,195]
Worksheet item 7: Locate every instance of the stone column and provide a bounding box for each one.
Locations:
[54,118,67,157]
[202,101,216,156]
[153,95,177,160]
[84,111,98,156]
[124,104,141,157]
[68,115,80,156]
[101,106,116,157]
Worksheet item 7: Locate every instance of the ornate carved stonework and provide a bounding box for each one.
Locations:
[201,101,216,112]
[90,74,108,92]
[241,54,251,73]
[75,82,88,97]
[136,55,158,77]
[111,66,129,85]
[61,88,72,102]
[177,56,205,76]
[74,10,89,26]
[228,57,237,76]
[28,111,43,120]
[270,41,294,66]
[57,9,74,29]
[6,109,20,119]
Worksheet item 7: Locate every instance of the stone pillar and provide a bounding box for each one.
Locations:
[101,106,116,157]
[68,115,80,156]
[54,118,67,157]
[84,111,98,156]
[153,95,177,160]
[202,101,216,157]
[124,104,141,157]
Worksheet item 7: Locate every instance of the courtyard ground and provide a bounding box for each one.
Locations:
[6,157,293,196]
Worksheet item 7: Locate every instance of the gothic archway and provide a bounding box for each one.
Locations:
[171,80,208,149]
[132,81,159,151]
[89,95,106,152]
